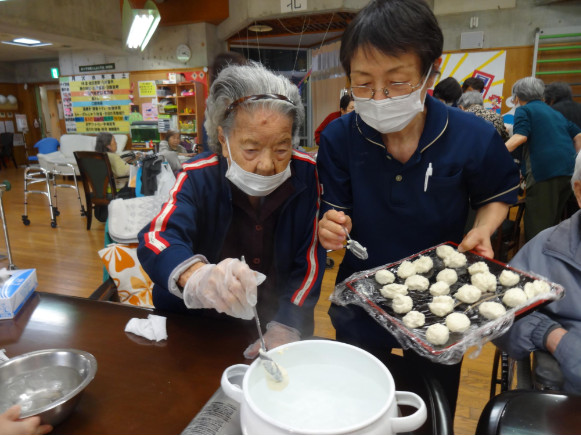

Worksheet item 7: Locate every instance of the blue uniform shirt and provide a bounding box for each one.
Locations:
[317,95,520,278]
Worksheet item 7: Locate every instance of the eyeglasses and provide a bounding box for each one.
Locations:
[350,79,424,101]
[224,93,295,120]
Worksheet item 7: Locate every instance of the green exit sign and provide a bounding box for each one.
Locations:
[51,67,59,79]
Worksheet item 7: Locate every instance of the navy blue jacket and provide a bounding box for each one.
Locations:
[137,151,325,335]
[318,95,520,279]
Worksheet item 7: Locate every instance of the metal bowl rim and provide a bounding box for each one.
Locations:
[0,348,97,419]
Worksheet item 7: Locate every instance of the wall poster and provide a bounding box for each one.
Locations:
[434,50,507,112]
[138,81,157,98]
[59,73,131,133]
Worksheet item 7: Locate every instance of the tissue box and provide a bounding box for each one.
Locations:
[0,269,37,320]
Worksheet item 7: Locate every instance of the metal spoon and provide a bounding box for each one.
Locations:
[241,255,284,383]
[252,306,284,383]
[344,227,368,260]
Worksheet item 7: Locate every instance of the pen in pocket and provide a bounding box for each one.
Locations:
[424,162,433,192]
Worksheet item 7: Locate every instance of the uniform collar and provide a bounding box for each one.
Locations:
[354,94,449,154]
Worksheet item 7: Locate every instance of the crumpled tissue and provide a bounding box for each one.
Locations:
[125,314,167,342]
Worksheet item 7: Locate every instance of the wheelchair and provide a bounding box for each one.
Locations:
[478,346,574,434]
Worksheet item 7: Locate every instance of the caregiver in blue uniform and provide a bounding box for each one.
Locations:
[316,0,520,419]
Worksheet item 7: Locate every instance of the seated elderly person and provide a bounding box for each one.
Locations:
[494,152,581,393]
[137,63,325,358]
[458,91,509,141]
[158,130,195,173]
[95,132,130,190]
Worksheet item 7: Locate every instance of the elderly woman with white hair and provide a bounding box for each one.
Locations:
[137,63,325,358]
[457,91,509,141]
[494,152,581,393]
[506,76,581,241]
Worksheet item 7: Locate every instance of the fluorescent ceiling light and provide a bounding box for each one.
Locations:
[123,0,160,51]
[1,38,52,47]
[14,38,42,45]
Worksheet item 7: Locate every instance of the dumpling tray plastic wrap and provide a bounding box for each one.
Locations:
[330,242,565,365]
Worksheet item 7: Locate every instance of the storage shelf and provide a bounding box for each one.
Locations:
[156,80,205,145]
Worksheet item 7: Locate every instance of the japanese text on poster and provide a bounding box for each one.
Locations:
[59,73,131,133]
[138,81,157,97]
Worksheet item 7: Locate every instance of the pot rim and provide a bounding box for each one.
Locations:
[242,339,396,434]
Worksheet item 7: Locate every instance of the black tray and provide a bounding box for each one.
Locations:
[334,242,564,364]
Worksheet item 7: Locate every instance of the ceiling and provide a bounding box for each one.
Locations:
[0,0,354,66]
[228,12,356,49]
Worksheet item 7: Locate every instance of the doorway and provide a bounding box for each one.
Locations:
[38,84,66,140]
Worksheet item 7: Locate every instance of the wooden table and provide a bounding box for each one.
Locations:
[1,292,256,434]
[1,292,450,434]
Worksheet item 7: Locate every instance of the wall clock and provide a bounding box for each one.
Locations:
[176,44,191,62]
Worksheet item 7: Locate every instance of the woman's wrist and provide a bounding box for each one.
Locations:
[545,327,567,354]
[177,262,205,287]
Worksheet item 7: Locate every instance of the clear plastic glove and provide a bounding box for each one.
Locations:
[243,321,301,359]
[183,258,261,320]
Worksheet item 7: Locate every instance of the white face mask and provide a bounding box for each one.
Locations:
[354,66,432,134]
[224,136,291,197]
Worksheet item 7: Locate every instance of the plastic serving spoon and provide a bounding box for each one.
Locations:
[344,227,369,260]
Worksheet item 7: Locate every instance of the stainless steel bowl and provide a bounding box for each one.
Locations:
[0,349,97,426]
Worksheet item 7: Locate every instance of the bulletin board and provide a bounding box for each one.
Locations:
[59,73,131,133]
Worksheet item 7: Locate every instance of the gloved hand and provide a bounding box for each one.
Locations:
[243,321,301,359]
[183,258,262,320]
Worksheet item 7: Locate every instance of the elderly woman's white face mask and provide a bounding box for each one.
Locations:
[220,108,293,197]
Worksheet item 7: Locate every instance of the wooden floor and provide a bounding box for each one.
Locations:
[2,165,496,434]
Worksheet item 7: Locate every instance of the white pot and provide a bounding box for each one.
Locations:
[221,340,427,434]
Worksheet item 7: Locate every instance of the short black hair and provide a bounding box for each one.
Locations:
[95,132,113,153]
[209,52,248,83]
[433,77,462,105]
[544,82,573,105]
[462,77,485,92]
[339,94,354,111]
[339,0,443,78]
